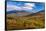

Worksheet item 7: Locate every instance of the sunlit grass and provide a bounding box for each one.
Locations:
[7,13,45,30]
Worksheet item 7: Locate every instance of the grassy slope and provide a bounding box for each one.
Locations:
[6,13,45,30]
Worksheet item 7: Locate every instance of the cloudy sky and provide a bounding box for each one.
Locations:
[7,1,44,13]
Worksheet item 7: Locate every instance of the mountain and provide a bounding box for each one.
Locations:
[7,10,45,16]
[7,10,33,16]
[7,10,27,14]
[27,10,45,16]
[7,10,16,14]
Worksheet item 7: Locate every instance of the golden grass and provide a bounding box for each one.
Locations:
[6,13,45,30]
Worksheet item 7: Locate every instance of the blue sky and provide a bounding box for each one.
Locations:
[7,1,45,13]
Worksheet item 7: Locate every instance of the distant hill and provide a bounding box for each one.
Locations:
[7,10,33,16]
[7,10,27,14]
[7,10,45,16]
[26,10,45,16]
[7,10,16,14]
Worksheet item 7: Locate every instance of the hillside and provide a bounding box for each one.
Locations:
[6,10,45,30]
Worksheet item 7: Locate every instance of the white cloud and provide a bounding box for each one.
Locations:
[7,5,16,11]
[7,5,22,11]
[22,6,33,10]
[7,3,35,11]
[24,3,35,7]
[23,3,35,10]
[15,6,22,10]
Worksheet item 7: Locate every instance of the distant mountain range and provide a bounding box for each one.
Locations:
[7,10,27,14]
[7,10,45,16]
